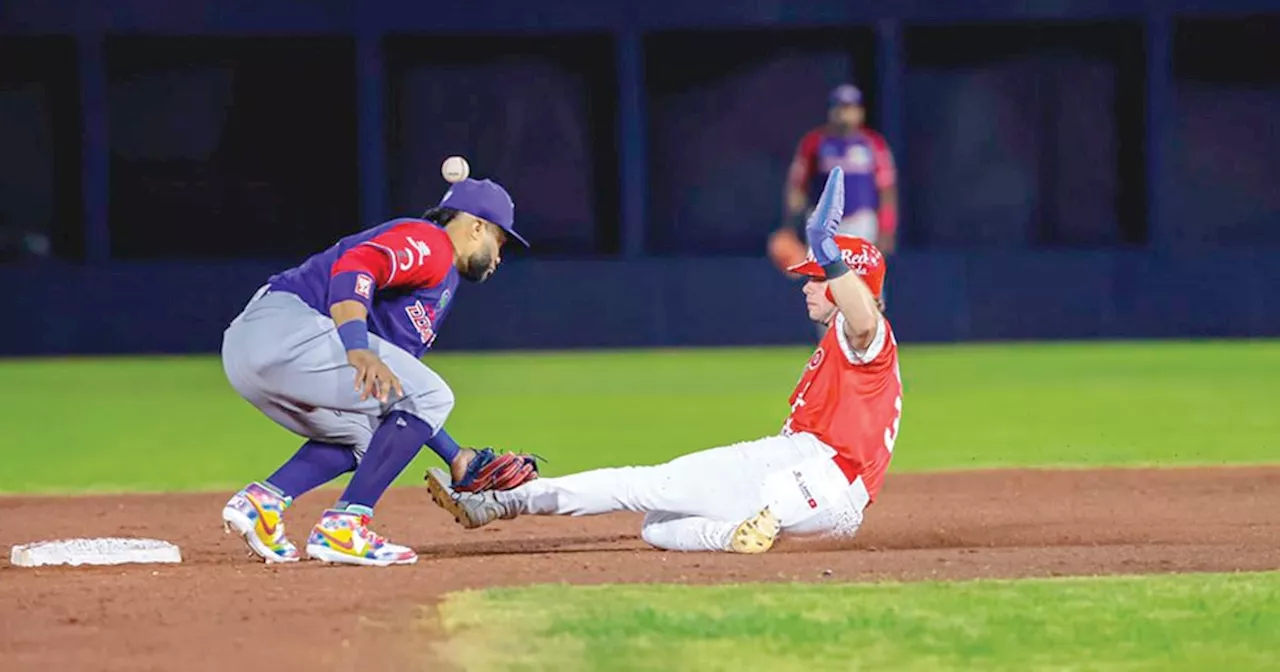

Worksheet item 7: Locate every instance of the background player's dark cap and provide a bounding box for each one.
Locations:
[829,84,862,107]
[439,178,529,247]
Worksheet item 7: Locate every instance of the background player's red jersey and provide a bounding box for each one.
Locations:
[783,313,902,502]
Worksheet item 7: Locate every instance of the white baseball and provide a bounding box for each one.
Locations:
[441,156,470,183]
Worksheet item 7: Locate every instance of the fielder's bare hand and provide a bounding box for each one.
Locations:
[347,349,403,403]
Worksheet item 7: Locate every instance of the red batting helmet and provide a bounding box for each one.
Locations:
[786,235,886,298]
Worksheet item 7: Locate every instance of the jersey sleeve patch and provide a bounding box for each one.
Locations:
[835,312,887,366]
[354,273,374,298]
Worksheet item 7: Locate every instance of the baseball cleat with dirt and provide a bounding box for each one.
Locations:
[425,467,517,530]
[304,509,417,566]
[221,481,300,563]
[730,506,781,554]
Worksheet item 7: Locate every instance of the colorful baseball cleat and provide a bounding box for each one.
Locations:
[424,467,517,530]
[221,481,300,563]
[304,509,417,566]
[729,506,781,554]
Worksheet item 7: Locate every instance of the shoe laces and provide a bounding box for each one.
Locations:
[250,488,290,513]
[357,514,388,547]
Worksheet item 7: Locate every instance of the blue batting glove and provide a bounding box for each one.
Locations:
[804,167,848,278]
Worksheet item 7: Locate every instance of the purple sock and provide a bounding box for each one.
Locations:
[425,426,461,465]
[266,440,358,499]
[338,410,433,511]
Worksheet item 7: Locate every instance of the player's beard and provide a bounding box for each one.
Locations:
[460,249,496,283]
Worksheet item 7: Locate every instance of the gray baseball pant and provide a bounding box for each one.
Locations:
[220,286,455,461]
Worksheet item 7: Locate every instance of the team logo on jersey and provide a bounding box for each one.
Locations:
[846,145,872,170]
[438,289,451,310]
[840,246,881,275]
[355,274,373,299]
[405,300,437,345]
[806,347,826,371]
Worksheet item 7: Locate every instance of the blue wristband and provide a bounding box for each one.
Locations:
[822,260,850,280]
[336,320,370,351]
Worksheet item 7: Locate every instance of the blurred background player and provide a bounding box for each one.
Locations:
[769,83,899,335]
[428,168,903,554]
[219,177,537,567]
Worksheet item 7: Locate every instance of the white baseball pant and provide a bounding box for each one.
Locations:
[835,208,880,243]
[494,432,870,552]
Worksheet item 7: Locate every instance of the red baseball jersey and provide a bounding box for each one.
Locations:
[783,312,902,502]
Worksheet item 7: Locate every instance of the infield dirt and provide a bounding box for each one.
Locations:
[3,466,1278,671]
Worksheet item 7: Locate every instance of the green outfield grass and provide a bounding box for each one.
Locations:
[433,571,1280,672]
[6,341,1277,670]
[1,339,1277,493]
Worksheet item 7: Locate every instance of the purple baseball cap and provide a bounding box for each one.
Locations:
[438,178,528,247]
[829,84,863,107]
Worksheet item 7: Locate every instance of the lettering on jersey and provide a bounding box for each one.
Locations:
[820,143,874,175]
[398,236,432,272]
[792,470,819,510]
[405,300,437,345]
[783,380,813,435]
[355,273,373,299]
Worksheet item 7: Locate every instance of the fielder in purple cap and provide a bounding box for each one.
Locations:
[780,83,898,255]
[218,176,538,567]
[775,83,900,340]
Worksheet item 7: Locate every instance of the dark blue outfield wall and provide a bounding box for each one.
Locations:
[4,251,1277,357]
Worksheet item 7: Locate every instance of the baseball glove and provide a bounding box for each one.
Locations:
[767,227,809,274]
[449,447,541,492]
